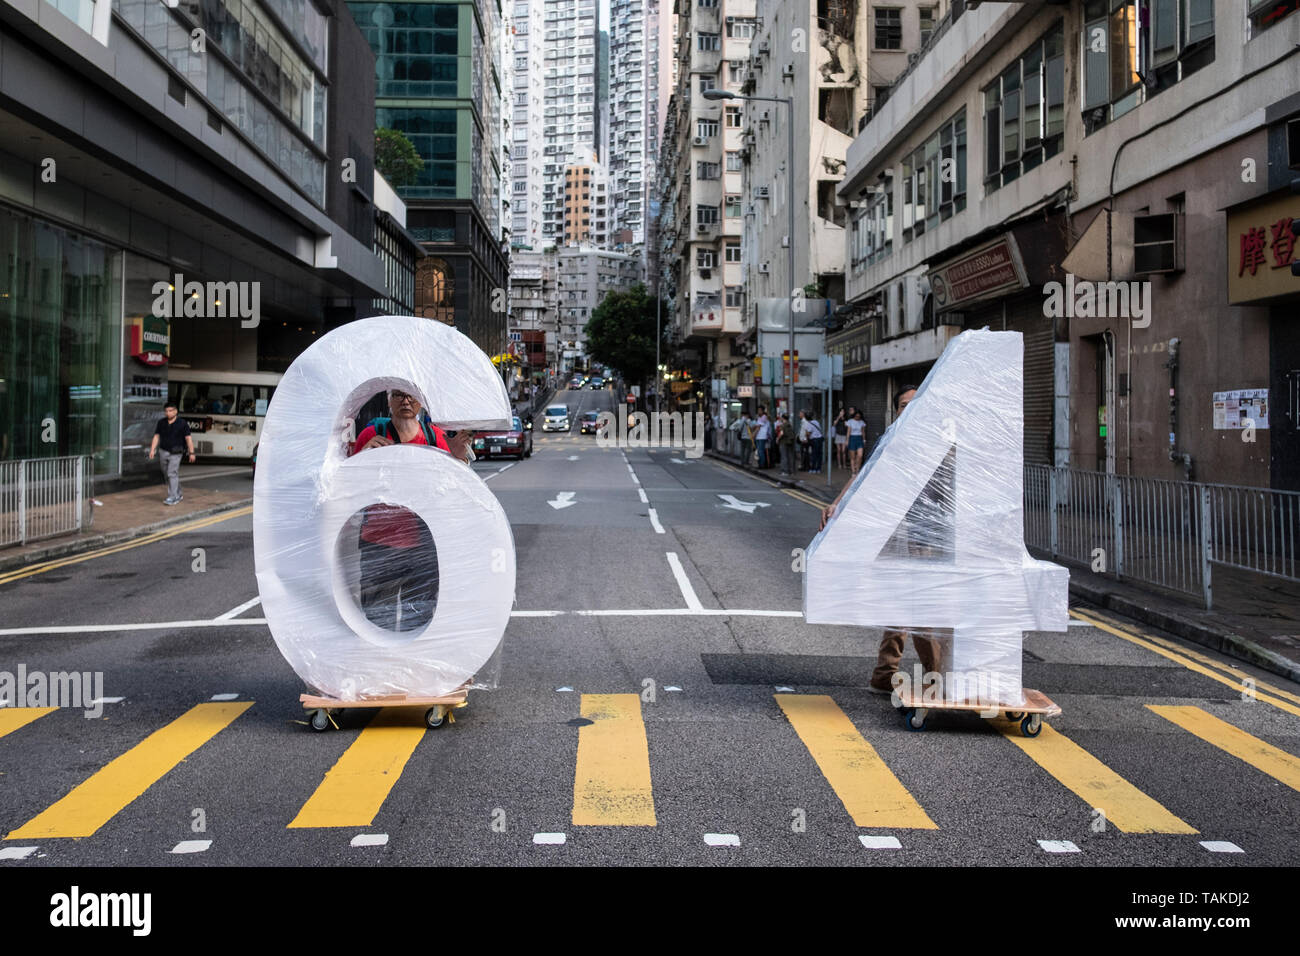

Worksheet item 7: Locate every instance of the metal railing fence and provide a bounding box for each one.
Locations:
[1024,465,1300,609]
[0,456,95,548]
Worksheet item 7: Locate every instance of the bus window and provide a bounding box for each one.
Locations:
[237,384,275,416]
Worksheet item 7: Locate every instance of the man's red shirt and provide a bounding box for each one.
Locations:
[350,420,449,548]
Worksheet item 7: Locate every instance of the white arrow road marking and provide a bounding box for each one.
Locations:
[548,492,578,510]
[567,455,580,461]
[670,458,687,464]
[718,494,772,514]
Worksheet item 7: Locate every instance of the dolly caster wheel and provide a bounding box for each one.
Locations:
[426,705,447,728]
[1020,714,1042,738]
[310,709,330,732]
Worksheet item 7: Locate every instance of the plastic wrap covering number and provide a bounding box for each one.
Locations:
[803,328,1069,706]
[253,315,516,700]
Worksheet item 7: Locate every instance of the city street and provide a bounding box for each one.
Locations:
[1,386,1297,868]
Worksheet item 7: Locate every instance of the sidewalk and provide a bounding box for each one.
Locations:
[707,446,1300,685]
[0,466,252,574]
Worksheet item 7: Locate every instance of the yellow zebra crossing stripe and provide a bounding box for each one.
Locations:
[776,694,937,829]
[288,708,426,829]
[999,721,1197,834]
[5,702,252,839]
[0,708,57,740]
[1147,705,1300,793]
[572,694,656,826]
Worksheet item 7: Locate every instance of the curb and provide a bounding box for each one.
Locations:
[0,498,253,574]
[706,450,841,502]
[1069,579,1300,686]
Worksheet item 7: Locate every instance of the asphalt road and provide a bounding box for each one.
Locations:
[1,385,1298,867]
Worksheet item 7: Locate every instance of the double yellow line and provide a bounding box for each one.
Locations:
[0,505,253,587]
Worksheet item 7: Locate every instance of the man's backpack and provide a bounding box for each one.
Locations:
[368,417,447,450]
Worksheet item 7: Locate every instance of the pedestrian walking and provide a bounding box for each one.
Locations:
[754,405,772,469]
[845,408,867,477]
[807,409,824,474]
[148,402,196,505]
[777,412,795,475]
[798,410,812,472]
[833,405,850,470]
[737,410,754,467]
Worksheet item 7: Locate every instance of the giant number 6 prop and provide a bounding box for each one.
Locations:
[253,316,515,700]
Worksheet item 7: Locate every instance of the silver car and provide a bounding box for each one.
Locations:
[542,404,570,432]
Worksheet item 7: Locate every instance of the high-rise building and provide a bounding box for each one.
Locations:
[562,148,611,247]
[609,0,660,257]
[510,0,547,249]
[540,0,602,244]
[349,0,509,356]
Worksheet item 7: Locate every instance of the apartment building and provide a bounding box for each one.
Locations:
[556,247,644,369]
[562,147,612,247]
[510,0,547,249]
[509,249,559,377]
[659,0,758,393]
[838,2,1300,488]
[609,0,661,254]
[540,0,602,243]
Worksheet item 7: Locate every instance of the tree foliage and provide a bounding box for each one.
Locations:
[584,284,665,386]
[374,128,424,187]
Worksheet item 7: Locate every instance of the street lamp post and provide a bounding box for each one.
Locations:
[702,89,796,419]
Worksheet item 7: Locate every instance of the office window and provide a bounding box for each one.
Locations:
[902,108,965,240]
[728,60,746,83]
[726,151,743,171]
[697,118,719,138]
[696,204,719,224]
[700,74,716,94]
[874,8,902,50]
[725,286,743,307]
[725,106,742,128]
[725,240,742,262]
[727,20,755,39]
[697,249,717,268]
[698,32,720,51]
[697,161,721,179]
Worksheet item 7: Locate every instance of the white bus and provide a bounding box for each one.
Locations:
[166,369,283,459]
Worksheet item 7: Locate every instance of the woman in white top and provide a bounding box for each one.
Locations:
[845,409,868,477]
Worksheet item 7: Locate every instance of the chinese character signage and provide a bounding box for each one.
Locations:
[1226,192,1299,305]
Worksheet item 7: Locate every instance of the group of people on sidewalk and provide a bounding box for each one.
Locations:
[733,406,825,476]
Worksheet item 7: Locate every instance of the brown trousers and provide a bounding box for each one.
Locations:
[871,627,949,690]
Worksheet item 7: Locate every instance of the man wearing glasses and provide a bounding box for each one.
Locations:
[348,389,474,631]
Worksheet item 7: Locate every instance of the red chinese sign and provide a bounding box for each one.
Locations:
[1226,193,1299,305]
[1237,218,1294,276]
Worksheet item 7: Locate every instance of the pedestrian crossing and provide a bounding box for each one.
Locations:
[1,689,1296,855]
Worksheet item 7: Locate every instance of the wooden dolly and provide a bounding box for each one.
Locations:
[301,685,470,732]
[894,687,1061,737]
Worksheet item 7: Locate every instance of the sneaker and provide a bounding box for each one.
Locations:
[163,497,178,505]
[175,494,183,502]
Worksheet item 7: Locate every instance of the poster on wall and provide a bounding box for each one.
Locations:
[1213,389,1269,430]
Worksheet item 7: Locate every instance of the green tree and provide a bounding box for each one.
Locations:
[584,284,665,389]
[374,128,424,187]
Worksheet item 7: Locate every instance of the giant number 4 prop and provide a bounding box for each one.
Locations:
[804,329,1068,706]
[254,316,516,700]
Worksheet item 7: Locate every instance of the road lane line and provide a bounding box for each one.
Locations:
[1069,609,1300,719]
[5,702,252,840]
[1147,705,1300,792]
[572,694,656,826]
[776,694,936,829]
[1082,610,1300,706]
[215,596,262,620]
[0,506,253,586]
[0,619,272,636]
[0,708,57,740]
[647,508,664,533]
[637,488,648,503]
[999,722,1197,834]
[783,489,827,509]
[576,608,804,616]
[665,552,703,611]
[288,708,426,829]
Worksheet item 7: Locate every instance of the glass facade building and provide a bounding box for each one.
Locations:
[0,208,123,475]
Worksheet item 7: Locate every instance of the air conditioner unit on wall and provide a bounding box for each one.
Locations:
[759,110,770,123]
[1133,213,1185,274]
[693,136,709,146]
[753,186,769,199]
[782,64,794,79]
[758,261,771,274]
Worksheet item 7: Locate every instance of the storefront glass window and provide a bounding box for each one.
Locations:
[0,207,122,475]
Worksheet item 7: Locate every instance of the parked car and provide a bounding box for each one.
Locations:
[472,416,533,459]
[579,411,600,434]
[541,404,570,432]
